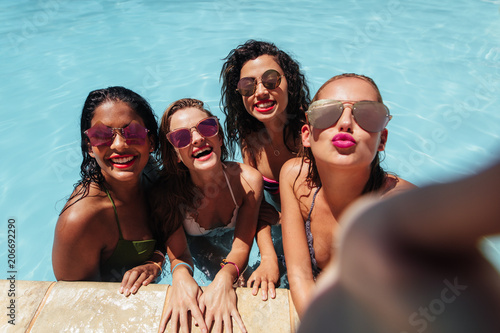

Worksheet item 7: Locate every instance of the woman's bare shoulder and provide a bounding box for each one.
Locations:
[281,157,306,181]
[57,185,109,235]
[233,161,263,187]
[381,175,417,197]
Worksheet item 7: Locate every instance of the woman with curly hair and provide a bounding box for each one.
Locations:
[220,40,311,298]
[221,39,310,212]
[53,87,177,297]
[280,74,416,316]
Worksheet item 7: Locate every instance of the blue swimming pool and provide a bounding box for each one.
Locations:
[1,0,500,283]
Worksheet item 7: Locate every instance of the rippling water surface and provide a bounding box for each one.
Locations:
[1,0,499,282]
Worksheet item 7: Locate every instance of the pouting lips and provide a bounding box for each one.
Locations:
[192,147,213,158]
[332,133,356,149]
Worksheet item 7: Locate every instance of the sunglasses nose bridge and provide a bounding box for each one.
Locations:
[190,126,205,143]
[336,104,355,130]
[108,129,128,147]
[254,79,269,96]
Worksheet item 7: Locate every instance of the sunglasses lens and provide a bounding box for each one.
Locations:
[86,123,114,146]
[307,101,344,129]
[262,69,281,89]
[167,117,219,149]
[237,77,255,96]
[197,117,219,137]
[236,69,281,96]
[122,121,147,145]
[353,102,390,132]
[168,129,191,148]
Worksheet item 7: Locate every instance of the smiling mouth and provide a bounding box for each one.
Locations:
[254,101,276,112]
[108,155,136,168]
[110,156,135,164]
[192,146,213,159]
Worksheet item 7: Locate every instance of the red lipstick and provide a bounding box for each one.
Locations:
[254,99,276,113]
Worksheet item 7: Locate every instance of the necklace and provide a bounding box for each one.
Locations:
[267,136,281,156]
[271,143,280,156]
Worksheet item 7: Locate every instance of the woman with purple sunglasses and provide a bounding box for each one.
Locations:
[151,98,264,333]
[280,74,416,317]
[53,87,175,295]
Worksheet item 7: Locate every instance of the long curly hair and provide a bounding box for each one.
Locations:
[303,73,388,193]
[61,86,159,214]
[220,39,310,160]
[149,98,228,248]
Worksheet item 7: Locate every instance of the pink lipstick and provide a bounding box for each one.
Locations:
[332,133,356,148]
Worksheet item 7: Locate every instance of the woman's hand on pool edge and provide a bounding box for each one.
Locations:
[160,268,207,333]
[247,255,279,301]
[199,272,247,333]
[119,262,161,296]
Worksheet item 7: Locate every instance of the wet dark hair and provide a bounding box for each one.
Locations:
[150,98,227,247]
[304,73,388,193]
[61,86,159,213]
[220,39,310,159]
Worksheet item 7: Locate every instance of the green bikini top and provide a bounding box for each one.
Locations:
[100,189,156,282]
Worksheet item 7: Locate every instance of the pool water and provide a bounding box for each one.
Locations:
[1,0,500,284]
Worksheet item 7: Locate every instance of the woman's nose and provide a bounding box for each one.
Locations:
[191,129,204,145]
[254,80,269,98]
[109,131,128,148]
[337,106,354,132]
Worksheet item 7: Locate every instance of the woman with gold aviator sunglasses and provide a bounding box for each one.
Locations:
[280,73,416,317]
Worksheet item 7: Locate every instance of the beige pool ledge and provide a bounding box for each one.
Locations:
[0,280,299,332]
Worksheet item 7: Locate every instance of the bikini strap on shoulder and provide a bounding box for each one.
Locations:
[306,186,322,221]
[222,167,238,207]
[105,188,124,239]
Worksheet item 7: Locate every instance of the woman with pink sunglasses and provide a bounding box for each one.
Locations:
[151,98,263,333]
[53,87,173,295]
[280,74,416,317]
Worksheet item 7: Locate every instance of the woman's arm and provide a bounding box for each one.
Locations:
[299,160,500,333]
[159,226,207,333]
[199,163,262,333]
[242,143,281,300]
[52,204,103,281]
[383,160,500,247]
[280,158,317,317]
[247,219,279,300]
